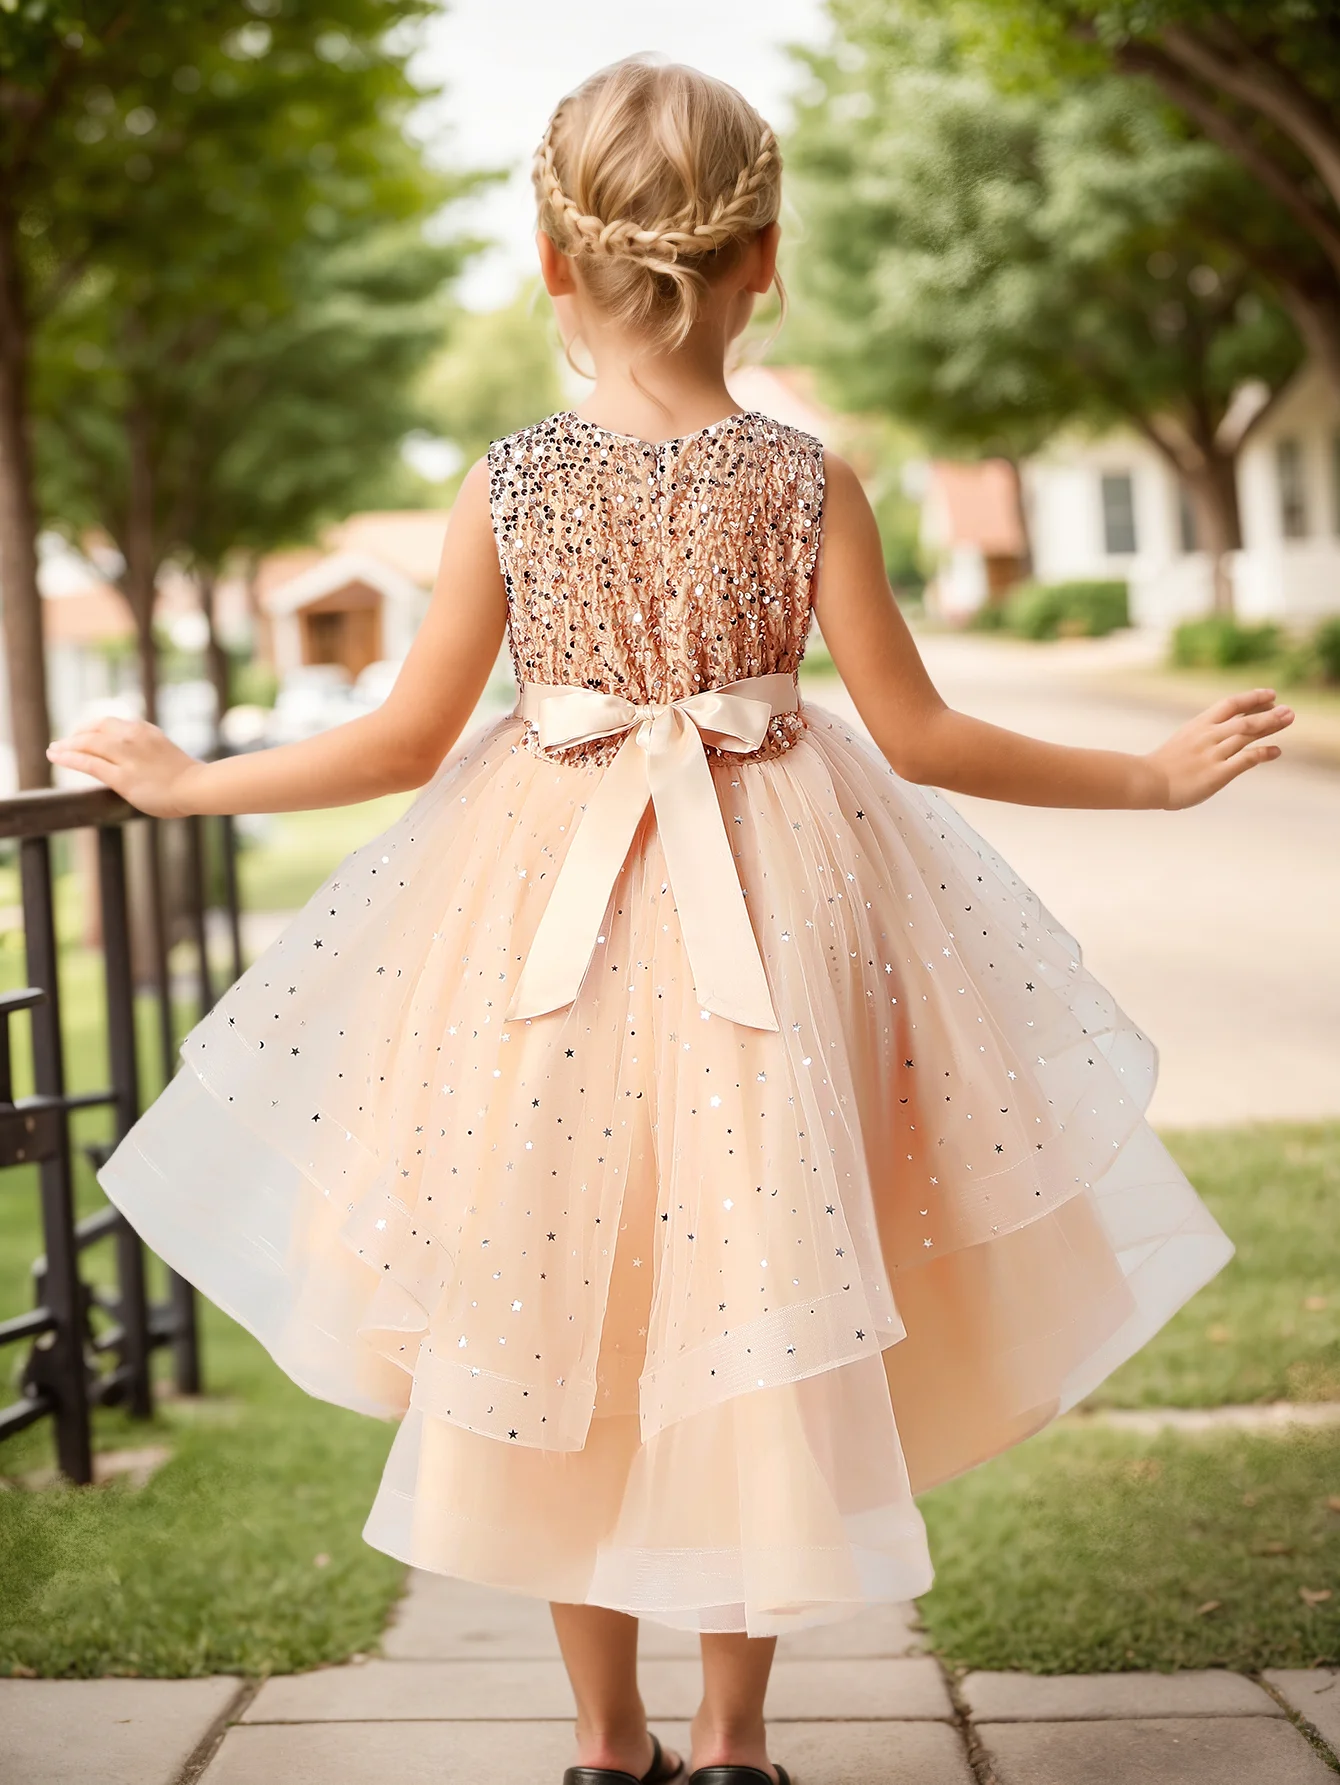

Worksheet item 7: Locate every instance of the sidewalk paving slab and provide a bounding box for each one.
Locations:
[0,1676,242,1785]
[202,1719,583,1785]
[977,1713,1336,1784]
[1264,1669,1340,1755]
[203,1718,973,1785]
[763,1657,952,1721]
[243,1654,950,1725]
[382,1571,921,1662]
[777,1603,923,1659]
[962,1668,1282,1721]
[381,1573,562,1661]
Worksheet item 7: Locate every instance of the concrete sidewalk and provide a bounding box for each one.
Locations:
[3,1574,1338,1785]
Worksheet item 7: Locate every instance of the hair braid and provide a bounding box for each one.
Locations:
[532,60,784,348]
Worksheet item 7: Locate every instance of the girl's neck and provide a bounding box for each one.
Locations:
[571,319,744,447]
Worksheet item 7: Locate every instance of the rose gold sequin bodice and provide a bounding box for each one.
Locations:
[488,410,825,764]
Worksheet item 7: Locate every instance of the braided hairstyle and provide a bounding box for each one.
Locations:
[533,58,783,351]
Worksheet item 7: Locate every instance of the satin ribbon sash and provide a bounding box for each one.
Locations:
[505,672,800,1031]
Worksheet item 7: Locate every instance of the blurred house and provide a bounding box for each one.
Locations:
[727,363,844,446]
[255,510,450,680]
[1021,433,1200,629]
[36,536,137,727]
[976,361,1340,632]
[919,460,1029,622]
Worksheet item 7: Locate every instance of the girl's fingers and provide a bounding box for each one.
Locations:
[1214,708,1293,757]
[1204,688,1275,724]
[1222,742,1283,783]
[46,750,121,785]
[49,736,124,767]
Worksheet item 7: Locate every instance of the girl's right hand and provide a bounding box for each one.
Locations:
[47,716,204,818]
[1144,688,1294,810]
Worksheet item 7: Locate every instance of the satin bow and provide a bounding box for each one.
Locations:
[506,673,800,1031]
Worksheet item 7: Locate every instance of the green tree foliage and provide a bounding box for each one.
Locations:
[418,281,565,494]
[0,2,477,751]
[786,5,1302,608]
[910,1,1340,393]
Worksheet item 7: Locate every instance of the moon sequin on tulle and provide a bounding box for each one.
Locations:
[100,411,1232,1634]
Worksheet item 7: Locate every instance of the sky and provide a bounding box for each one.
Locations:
[411,0,831,307]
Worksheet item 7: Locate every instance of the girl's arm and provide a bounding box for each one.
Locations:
[47,461,508,817]
[814,453,1293,810]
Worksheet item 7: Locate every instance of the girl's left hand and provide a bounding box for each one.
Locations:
[47,717,203,818]
[1145,688,1294,810]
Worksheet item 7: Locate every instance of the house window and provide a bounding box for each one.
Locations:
[1100,472,1138,555]
[1276,437,1308,538]
[1177,484,1198,552]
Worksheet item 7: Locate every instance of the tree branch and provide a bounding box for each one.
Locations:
[1160,20,1340,216]
[1116,41,1340,278]
[9,7,137,182]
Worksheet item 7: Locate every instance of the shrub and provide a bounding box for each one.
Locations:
[1171,616,1282,670]
[232,657,280,709]
[1312,615,1340,686]
[1002,580,1129,640]
[968,599,1009,632]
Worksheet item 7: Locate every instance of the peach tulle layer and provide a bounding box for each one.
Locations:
[100,704,1232,1634]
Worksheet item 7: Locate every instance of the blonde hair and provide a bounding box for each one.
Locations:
[533,58,783,351]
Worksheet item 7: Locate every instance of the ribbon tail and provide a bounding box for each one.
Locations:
[650,729,780,1032]
[506,732,652,1021]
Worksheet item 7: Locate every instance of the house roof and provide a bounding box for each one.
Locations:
[35,537,134,645]
[256,509,452,614]
[43,584,135,646]
[261,551,429,619]
[325,510,451,587]
[925,460,1026,556]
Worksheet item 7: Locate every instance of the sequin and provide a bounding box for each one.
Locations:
[489,412,820,766]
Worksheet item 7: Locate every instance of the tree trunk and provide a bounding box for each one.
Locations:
[1003,455,1033,582]
[1182,453,1242,617]
[0,207,53,788]
[197,567,230,747]
[122,399,159,724]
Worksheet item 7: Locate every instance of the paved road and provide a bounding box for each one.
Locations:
[807,632,1339,1131]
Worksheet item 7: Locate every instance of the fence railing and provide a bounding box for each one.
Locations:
[0,787,242,1482]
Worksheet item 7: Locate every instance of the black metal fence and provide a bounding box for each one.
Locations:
[0,788,242,1482]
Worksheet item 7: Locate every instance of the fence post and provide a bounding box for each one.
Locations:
[19,834,92,1484]
[97,823,153,1421]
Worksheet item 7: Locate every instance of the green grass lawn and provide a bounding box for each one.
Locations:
[0,1306,404,1678]
[919,1423,1340,1673]
[1094,1124,1340,1408]
[236,795,412,912]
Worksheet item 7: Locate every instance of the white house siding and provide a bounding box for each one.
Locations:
[1022,436,1212,629]
[1232,365,1340,625]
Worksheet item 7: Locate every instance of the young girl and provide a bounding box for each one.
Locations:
[51,57,1291,1785]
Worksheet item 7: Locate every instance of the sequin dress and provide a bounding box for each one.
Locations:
[100,410,1232,1635]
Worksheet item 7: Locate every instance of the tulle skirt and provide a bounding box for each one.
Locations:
[100,703,1232,1634]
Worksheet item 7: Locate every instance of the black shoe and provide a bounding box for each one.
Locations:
[564,1733,687,1785]
[687,1769,791,1785]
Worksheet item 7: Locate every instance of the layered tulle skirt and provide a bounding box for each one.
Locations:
[99,702,1233,1633]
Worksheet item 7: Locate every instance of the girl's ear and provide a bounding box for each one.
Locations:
[537,231,578,296]
[743,221,781,296]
